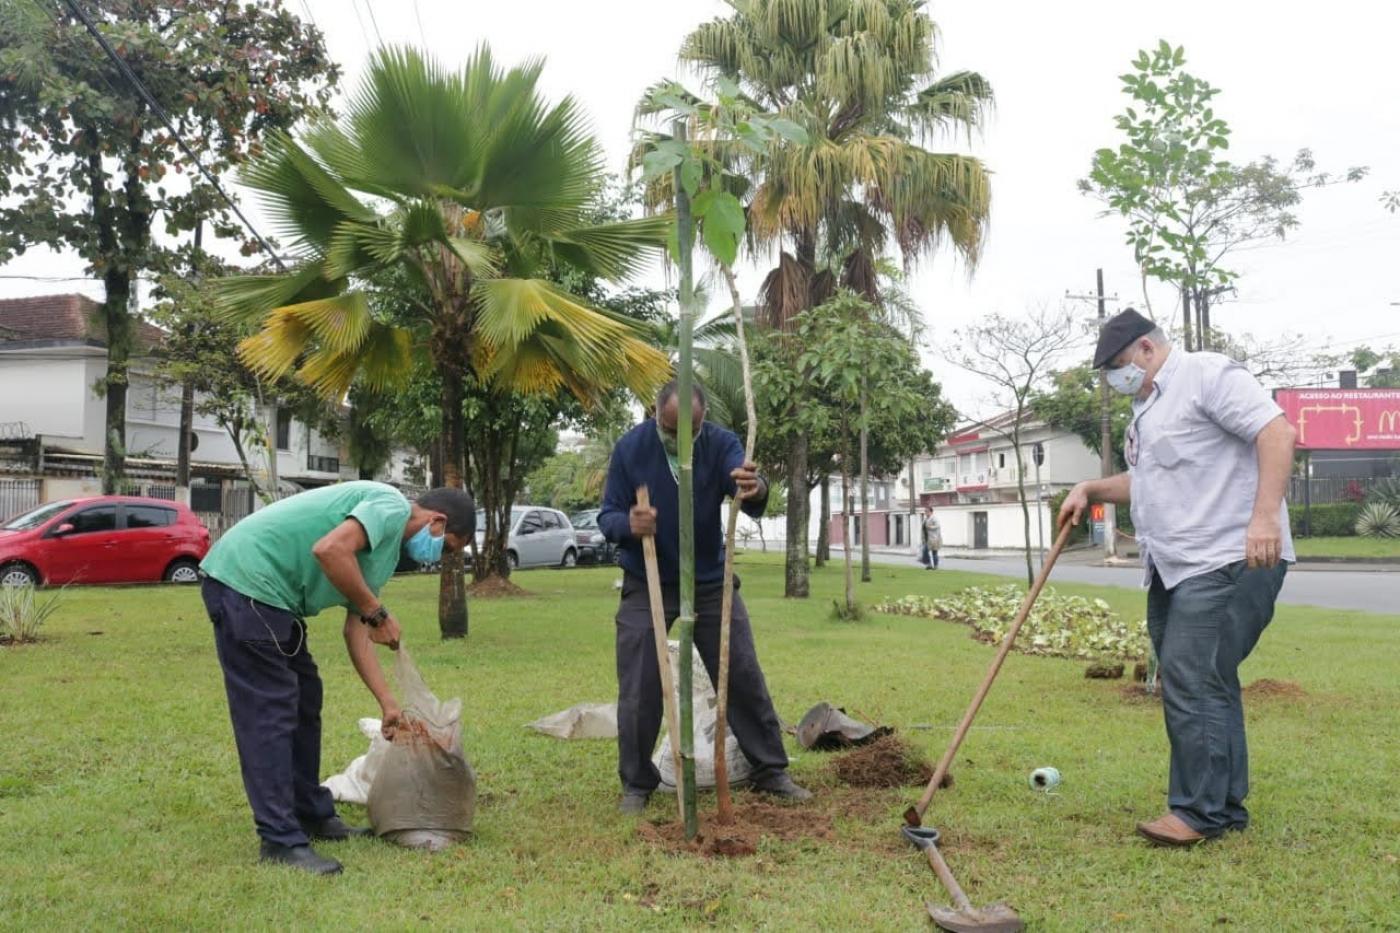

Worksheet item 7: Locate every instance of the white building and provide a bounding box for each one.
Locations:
[0,294,418,510]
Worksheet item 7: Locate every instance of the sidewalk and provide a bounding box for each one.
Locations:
[841,543,1400,573]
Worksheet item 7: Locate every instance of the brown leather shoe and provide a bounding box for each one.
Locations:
[1136,812,1206,847]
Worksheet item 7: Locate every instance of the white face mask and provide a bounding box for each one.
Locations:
[1106,348,1147,396]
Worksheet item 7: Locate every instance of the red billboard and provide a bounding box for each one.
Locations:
[1274,388,1400,450]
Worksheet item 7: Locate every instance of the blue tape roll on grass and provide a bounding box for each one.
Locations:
[1029,766,1061,790]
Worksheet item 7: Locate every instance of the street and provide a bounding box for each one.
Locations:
[831,547,1399,615]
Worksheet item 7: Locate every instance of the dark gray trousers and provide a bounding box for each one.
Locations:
[1147,560,1287,835]
[202,577,337,846]
[615,573,788,793]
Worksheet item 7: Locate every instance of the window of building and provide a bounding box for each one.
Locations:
[998,452,1006,469]
[276,409,292,451]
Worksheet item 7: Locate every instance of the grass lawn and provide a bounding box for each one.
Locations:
[1,555,1397,930]
[1293,536,1400,560]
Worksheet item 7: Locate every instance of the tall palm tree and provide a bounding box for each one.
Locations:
[219,47,671,637]
[679,0,993,597]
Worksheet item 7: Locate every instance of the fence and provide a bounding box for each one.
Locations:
[1289,476,1387,505]
[0,478,40,521]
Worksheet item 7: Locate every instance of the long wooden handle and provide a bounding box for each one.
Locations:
[638,486,685,818]
[921,839,974,911]
[907,520,1076,824]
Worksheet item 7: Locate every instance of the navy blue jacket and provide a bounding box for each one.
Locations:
[599,419,768,585]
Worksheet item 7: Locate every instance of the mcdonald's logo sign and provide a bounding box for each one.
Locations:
[1380,410,1400,434]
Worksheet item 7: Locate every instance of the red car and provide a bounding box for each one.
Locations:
[0,496,211,587]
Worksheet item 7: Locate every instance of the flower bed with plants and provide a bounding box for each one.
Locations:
[875,586,1149,662]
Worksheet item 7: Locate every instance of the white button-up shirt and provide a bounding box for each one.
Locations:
[1127,348,1294,589]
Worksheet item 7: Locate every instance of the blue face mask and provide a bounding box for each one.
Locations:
[406,521,446,564]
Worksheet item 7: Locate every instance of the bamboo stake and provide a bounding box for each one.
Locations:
[714,266,758,824]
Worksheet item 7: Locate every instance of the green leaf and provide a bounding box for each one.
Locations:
[767,118,809,145]
[699,191,744,267]
[680,156,702,198]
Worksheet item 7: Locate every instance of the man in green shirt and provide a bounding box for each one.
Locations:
[199,481,475,875]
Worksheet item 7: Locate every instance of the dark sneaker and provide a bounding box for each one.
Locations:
[302,815,373,841]
[751,771,813,801]
[259,842,343,875]
[618,790,651,815]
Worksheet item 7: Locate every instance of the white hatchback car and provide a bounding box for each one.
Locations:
[475,506,579,570]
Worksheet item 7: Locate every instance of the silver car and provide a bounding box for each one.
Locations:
[475,506,579,570]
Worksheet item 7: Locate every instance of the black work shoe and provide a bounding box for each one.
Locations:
[618,790,651,815]
[751,771,813,801]
[259,841,343,875]
[302,815,373,841]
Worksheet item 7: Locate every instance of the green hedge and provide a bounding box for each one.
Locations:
[1289,502,1360,537]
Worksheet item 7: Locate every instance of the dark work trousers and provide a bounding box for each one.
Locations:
[201,577,337,847]
[615,573,789,793]
[1146,560,1287,836]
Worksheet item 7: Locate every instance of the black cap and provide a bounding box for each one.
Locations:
[1093,308,1156,369]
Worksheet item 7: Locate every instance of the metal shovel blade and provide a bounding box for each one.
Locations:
[926,902,1024,933]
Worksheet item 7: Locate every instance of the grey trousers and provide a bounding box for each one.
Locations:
[615,573,789,793]
[1147,560,1287,835]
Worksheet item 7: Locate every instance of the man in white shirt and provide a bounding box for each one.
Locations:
[1060,308,1296,846]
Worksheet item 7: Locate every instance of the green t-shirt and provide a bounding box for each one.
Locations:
[200,481,411,618]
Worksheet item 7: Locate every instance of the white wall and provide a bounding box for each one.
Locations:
[0,354,93,440]
[934,501,1055,550]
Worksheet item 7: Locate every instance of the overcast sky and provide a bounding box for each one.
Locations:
[4,0,1397,416]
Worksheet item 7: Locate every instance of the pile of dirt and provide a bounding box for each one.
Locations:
[830,734,939,789]
[1118,684,1161,705]
[1243,678,1308,700]
[1085,662,1125,679]
[637,798,833,858]
[467,576,528,598]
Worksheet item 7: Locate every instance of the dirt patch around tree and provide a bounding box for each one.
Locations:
[829,734,944,789]
[637,798,834,858]
[1242,678,1308,700]
[467,576,529,598]
[1119,678,1308,705]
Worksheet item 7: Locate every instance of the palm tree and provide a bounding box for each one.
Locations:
[218,47,671,638]
[679,0,993,597]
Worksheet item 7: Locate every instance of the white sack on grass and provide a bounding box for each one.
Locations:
[528,702,618,739]
[653,640,754,792]
[322,717,391,806]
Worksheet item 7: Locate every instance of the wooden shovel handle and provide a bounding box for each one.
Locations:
[906,520,1076,825]
[637,486,685,817]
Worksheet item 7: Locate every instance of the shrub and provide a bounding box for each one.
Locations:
[1364,476,1400,510]
[875,586,1148,661]
[1356,502,1400,539]
[0,584,63,645]
[1288,502,1360,537]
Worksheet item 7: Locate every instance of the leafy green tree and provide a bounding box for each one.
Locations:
[0,0,337,492]
[522,451,596,514]
[677,0,993,597]
[220,47,671,638]
[1349,346,1400,388]
[1081,41,1366,348]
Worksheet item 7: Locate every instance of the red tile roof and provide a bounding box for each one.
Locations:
[0,293,165,350]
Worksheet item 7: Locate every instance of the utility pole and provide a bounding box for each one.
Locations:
[1067,270,1120,559]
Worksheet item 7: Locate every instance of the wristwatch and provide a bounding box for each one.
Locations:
[362,605,389,628]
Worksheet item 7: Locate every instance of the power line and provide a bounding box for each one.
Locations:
[56,0,287,271]
[362,0,385,46]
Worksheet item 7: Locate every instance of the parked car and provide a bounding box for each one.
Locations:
[474,506,578,570]
[0,496,211,587]
[569,509,615,564]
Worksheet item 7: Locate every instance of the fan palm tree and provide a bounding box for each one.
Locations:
[219,46,671,637]
[678,0,994,596]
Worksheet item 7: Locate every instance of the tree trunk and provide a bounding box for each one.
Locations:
[1013,429,1034,587]
[859,388,871,584]
[176,378,194,503]
[816,474,830,566]
[100,270,133,495]
[840,451,855,615]
[784,432,810,598]
[438,369,468,639]
[1199,289,1212,351]
[1180,286,1193,351]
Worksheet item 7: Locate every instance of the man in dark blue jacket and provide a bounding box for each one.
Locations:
[599,380,810,814]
